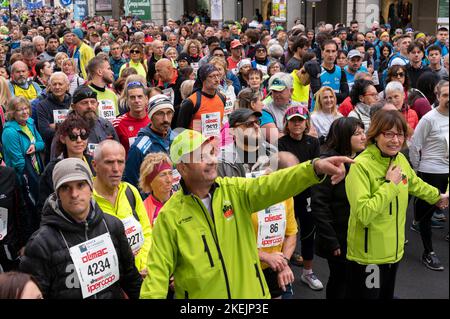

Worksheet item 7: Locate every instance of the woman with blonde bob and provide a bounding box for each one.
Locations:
[119,43,148,78]
[311,86,343,144]
[139,152,174,226]
[183,39,202,64]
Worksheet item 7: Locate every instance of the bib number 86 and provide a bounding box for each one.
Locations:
[270,223,278,233]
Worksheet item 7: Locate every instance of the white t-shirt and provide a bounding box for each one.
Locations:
[311,111,343,139]
[409,108,449,174]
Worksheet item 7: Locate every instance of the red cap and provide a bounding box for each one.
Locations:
[230,39,243,49]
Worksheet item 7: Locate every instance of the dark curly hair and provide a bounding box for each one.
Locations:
[55,112,91,158]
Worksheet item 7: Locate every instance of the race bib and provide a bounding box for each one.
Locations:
[99,100,116,122]
[222,87,236,118]
[371,71,380,85]
[162,88,175,105]
[128,137,137,148]
[191,62,199,76]
[88,143,98,156]
[201,112,221,137]
[256,203,287,248]
[171,169,181,192]
[0,207,7,240]
[121,216,144,256]
[362,61,368,69]
[256,63,268,75]
[69,233,120,298]
[53,109,69,124]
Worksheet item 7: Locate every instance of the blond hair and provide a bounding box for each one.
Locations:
[183,39,202,55]
[139,152,173,193]
[62,58,79,75]
[0,76,12,108]
[6,96,31,121]
[314,86,339,115]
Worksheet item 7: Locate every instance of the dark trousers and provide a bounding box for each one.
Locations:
[294,198,315,261]
[326,257,349,299]
[346,261,399,299]
[414,172,449,254]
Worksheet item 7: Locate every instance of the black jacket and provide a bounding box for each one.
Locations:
[0,165,25,270]
[311,149,351,259]
[278,134,320,212]
[36,93,72,155]
[19,195,142,299]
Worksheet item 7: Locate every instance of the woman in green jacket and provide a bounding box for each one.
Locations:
[345,110,448,299]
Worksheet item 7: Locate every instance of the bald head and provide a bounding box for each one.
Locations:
[155,58,175,83]
[153,40,164,57]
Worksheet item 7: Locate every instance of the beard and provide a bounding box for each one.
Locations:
[15,77,27,85]
[102,74,113,85]
[83,110,98,127]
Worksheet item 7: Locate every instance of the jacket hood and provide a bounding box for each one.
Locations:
[3,117,35,131]
[40,193,104,233]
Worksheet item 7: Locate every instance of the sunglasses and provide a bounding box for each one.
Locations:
[130,50,141,54]
[68,131,89,141]
[127,81,145,88]
[393,72,405,77]
[236,119,261,128]
[285,106,309,118]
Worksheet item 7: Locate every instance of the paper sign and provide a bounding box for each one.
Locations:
[53,109,69,124]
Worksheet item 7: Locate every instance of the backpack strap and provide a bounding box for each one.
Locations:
[125,185,140,222]
[192,90,202,115]
[217,91,226,106]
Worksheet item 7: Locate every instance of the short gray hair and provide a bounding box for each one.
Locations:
[268,44,284,58]
[435,80,449,96]
[32,35,45,44]
[385,81,404,95]
[49,72,69,85]
[93,140,125,161]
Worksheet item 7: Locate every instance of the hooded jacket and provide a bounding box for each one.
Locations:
[19,194,142,299]
[1,118,45,176]
[345,144,440,265]
[140,160,322,299]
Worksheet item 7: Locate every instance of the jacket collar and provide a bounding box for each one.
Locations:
[180,178,220,197]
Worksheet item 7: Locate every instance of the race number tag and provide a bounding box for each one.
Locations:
[99,100,116,122]
[121,216,144,256]
[88,143,98,156]
[53,109,69,124]
[69,233,120,298]
[191,62,199,76]
[201,112,221,137]
[171,169,181,192]
[256,203,287,248]
[362,61,368,69]
[128,137,137,148]
[0,207,7,240]
[371,71,380,85]
[222,86,236,117]
[162,88,175,105]
[256,63,268,75]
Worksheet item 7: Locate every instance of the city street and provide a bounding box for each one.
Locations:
[291,202,449,299]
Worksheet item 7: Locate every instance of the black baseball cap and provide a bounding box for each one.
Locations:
[229,109,262,128]
[72,86,97,104]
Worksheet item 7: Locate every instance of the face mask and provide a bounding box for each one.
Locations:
[102,46,110,53]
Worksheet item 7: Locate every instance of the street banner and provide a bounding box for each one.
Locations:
[73,0,89,21]
[125,0,152,21]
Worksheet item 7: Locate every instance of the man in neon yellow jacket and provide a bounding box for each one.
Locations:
[140,129,353,299]
[92,140,152,275]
